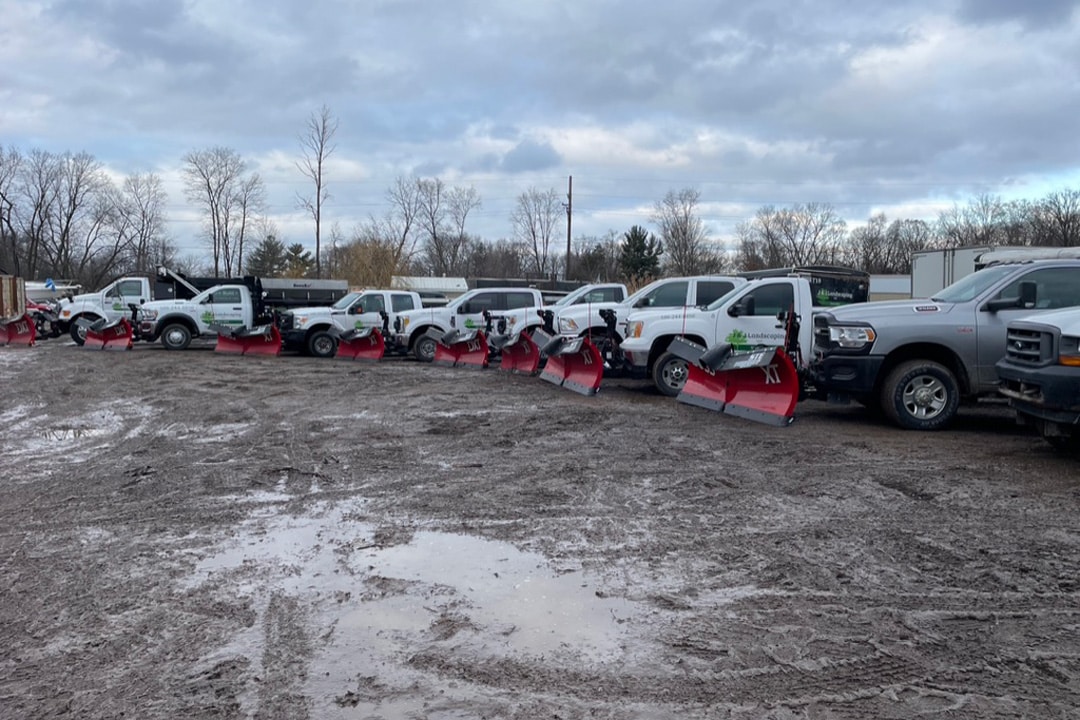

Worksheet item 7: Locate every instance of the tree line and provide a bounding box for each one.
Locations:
[4,122,1080,291]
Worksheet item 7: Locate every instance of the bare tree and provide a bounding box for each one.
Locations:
[511,186,562,277]
[182,147,263,276]
[418,179,482,276]
[1038,188,1080,246]
[114,172,169,273]
[650,188,726,274]
[738,203,847,268]
[379,176,423,269]
[296,104,338,278]
[0,145,22,275]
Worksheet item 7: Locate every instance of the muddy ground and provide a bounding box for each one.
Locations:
[0,337,1078,720]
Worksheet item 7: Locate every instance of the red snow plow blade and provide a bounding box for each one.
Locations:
[333,326,386,361]
[535,330,603,396]
[428,327,489,369]
[668,337,799,426]
[2,314,36,347]
[488,330,540,375]
[82,317,133,351]
[211,324,282,356]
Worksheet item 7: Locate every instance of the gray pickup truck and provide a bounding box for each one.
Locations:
[810,258,1080,430]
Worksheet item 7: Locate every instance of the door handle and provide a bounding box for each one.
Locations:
[232,306,242,310]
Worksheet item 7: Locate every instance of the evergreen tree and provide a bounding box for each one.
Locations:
[619,225,663,282]
[283,243,315,278]
[245,235,288,277]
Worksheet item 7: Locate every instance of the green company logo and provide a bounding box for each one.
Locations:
[112,302,124,311]
[464,318,478,329]
[725,329,750,350]
[353,320,365,329]
[200,311,214,325]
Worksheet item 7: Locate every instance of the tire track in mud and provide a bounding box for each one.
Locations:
[254,593,313,720]
[408,647,931,707]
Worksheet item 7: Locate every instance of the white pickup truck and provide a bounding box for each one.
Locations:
[391,287,545,362]
[618,277,815,395]
[277,289,424,358]
[136,283,266,350]
[538,283,628,338]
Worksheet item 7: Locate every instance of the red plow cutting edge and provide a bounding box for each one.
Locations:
[332,326,386,361]
[667,336,800,426]
[211,324,282,356]
[534,330,603,396]
[488,330,540,375]
[2,314,36,347]
[80,316,134,351]
[428,327,489,369]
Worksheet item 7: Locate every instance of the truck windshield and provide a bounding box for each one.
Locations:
[331,292,363,310]
[931,265,1017,303]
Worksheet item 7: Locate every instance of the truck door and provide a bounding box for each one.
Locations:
[198,287,246,330]
[349,293,386,330]
[976,266,1080,386]
[103,279,149,321]
[717,282,794,349]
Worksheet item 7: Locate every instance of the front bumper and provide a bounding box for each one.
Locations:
[996,359,1080,426]
[282,329,307,349]
[808,352,885,399]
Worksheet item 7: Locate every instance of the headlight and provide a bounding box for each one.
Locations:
[829,325,876,349]
[401,317,410,330]
[295,315,309,326]
[559,317,579,333]
[139,309,158,321]
[626,321,644,339]
[1060,335,1080,366]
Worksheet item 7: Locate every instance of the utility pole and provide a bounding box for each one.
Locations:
[564,175,572,280]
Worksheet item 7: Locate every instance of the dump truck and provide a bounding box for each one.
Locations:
[57,267,348,345]
[277,289,425,358]
[811,256,1080,430]
[996,306,1080,452]
[135,278,277,351]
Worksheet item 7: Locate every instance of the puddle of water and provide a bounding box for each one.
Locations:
[185,501,641,718]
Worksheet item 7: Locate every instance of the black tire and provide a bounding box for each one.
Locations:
[69,317,93,345]
[160,322,192,351]
[652,351,689,397]
[413,334,437,363]
[307,329,337,358]
[880,359,960,430]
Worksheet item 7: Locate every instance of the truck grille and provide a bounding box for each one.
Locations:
[1004,327,1053,365]
[812,315,832,352]
[277,313,294,331]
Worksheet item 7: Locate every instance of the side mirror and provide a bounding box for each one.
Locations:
[350,305,364,315]
[457,303,471,314]
[727,298,754,317]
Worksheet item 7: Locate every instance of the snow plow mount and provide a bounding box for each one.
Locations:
[667,336,799,427]
[534,329,603,396]
[427,326,488,369]
[210,323,282,356]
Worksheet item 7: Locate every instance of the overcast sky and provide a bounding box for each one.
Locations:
[3,0,1080,259]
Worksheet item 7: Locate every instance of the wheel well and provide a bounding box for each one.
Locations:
[305,323,333,340]
[647,334,708,372]
[159,315,197,335]
[879,343,972,395]
[409,325,436,349]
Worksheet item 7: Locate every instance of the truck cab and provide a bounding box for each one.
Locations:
[278,289,424,358]
[811,259,1080,430]
[57,276,153,344]
[137,284,258,350]
[619,277,814,395]
[392,287,545,362]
